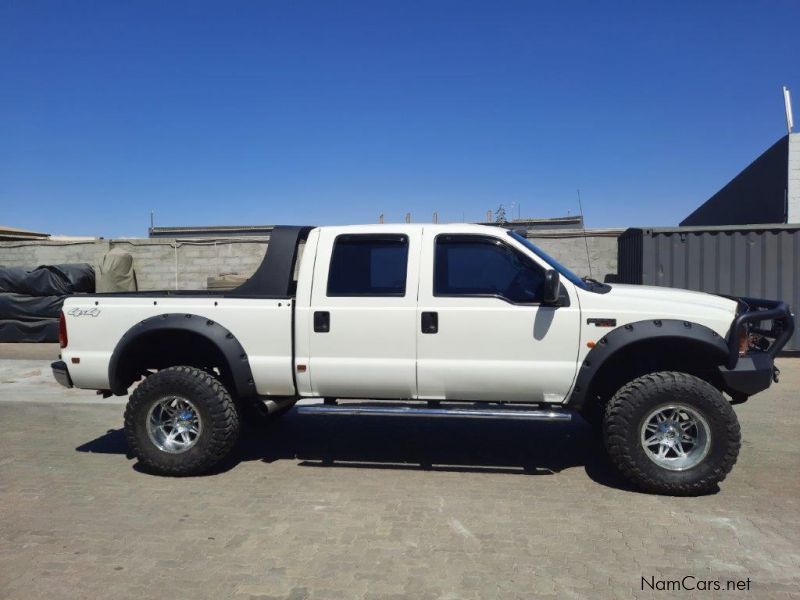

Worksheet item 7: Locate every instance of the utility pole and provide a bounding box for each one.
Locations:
[577,189,593,279]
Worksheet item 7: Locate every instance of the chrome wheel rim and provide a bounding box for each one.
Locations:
[146,396,202,454]
[640,404,711,471]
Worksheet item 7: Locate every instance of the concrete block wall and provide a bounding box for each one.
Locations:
[0,228,621,291]
[0,238,268,291]
[0,240,110,270]
[527,229,621,281]
[106,239,267,290]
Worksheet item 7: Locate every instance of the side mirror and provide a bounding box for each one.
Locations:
[542,269,560,304]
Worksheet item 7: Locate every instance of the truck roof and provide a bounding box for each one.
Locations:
[314,223,510,234]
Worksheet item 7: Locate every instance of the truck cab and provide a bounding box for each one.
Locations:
[295,224,581,403]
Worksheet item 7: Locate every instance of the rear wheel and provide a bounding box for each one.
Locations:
[124,366,240,475]
[603,371,740,495]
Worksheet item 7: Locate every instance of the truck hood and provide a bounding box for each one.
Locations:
[578,283,738,337]
[606,284,737,314]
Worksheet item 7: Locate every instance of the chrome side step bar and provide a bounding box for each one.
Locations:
[296,403,572,421]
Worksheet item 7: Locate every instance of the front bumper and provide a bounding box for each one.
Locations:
[719,352,775,397]
[719,297,794,398]
[51,360,73,388]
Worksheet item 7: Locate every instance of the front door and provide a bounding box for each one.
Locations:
[416,229,581,403]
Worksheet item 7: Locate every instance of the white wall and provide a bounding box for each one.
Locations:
[789,133,800,223]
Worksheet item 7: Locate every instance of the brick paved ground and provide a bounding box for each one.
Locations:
[0,353,798,599]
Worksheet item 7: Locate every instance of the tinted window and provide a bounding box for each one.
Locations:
[327,235,409,296]
[435,236,544,303]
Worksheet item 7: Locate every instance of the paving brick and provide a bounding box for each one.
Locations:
[0,358,798,598]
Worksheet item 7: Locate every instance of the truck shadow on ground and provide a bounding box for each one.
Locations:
[76,410,637,492]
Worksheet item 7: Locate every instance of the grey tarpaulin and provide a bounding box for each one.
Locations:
[95,249,137,293]
[0,293,65,321]
[0,319,59,343]
[0,264,95,296]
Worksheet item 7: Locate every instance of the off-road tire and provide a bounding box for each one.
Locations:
[124,366,240,476]
[603,371,740,496]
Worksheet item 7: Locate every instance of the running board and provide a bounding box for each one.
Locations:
[296,404,572,421]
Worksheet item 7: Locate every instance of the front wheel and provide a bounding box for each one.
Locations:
[124,366,240,475]
[603,372,740,496]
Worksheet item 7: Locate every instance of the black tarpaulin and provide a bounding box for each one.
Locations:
[0,319,59,342]
[0,264,95,296]
[0,293,65,321]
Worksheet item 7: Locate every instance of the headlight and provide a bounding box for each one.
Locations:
[739,328,770,355]
[738,328,749,356]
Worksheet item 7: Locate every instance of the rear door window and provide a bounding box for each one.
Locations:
[327,234,409,297]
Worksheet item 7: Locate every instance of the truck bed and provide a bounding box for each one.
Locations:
[61,295,296,397]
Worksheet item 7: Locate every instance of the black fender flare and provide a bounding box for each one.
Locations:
[108,313,257,398]
[567,319,729,410]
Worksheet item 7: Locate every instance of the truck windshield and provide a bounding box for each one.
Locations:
[507,230,598,291]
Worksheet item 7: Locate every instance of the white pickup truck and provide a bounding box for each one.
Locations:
[52,224,793,495]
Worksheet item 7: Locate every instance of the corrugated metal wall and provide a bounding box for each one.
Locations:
[618,225,800,350]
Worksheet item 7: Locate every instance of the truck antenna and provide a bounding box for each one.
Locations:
[577,189,593,279]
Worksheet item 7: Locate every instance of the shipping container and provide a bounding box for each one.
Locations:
[618,224,799,350]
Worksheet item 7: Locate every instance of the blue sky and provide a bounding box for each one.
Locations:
[1,1,798,237]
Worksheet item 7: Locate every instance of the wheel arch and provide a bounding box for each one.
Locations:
[108,314,256,398]
[567,319,729,411]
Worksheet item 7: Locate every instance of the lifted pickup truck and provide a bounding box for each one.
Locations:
[53,224,794,495]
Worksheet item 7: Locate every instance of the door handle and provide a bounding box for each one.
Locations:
[421,311,438,334]
[314,311,330,333]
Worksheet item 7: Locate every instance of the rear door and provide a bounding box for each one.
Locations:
[416,228,581,403]
[307,227,421,399]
